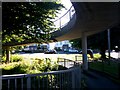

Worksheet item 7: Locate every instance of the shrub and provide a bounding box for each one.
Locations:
[93,54,101,60]
[1,61,29,75]
[10,54,23,62]
[1,58,64,75]
[1,54,24,63]
[1,56,6,62]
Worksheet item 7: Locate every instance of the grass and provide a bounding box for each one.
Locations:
[16,53,101,62]
[89,60,120,79]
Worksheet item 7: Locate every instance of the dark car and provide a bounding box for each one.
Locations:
[44,50,57,54]
[79,49,94,58]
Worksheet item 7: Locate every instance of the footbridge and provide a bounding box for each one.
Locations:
[51,2,119,70]
[3,2,120,70]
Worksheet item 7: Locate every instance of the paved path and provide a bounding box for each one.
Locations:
[82,70,120,89]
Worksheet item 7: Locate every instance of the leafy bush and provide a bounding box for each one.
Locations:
[1,54,24,62]
[1,56,6,62]
[10,54,23,62]
[1,58,67,75]
[93,54,101,60]
[1,61,30,75]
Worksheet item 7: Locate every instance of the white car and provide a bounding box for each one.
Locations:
[69,49,79,53]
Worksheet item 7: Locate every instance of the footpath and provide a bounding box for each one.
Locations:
[82,70,120,89]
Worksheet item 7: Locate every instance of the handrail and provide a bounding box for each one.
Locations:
[50,5,75,33]
[53,6,73,22]
[1,58,81,89]
[1,66,79,79]
[2,66,81,89]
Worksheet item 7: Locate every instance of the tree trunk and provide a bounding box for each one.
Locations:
[6,47,10,63]
[100,46,106,59]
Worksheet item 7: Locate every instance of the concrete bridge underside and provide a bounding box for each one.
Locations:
[53,2,119,41]
[52,2,119,70]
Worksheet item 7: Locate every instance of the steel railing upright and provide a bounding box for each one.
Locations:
[50,6,75,33]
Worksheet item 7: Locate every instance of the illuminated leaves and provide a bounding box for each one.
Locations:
[2,2,64,45]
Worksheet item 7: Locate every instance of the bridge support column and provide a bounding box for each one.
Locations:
[82,32,88,70]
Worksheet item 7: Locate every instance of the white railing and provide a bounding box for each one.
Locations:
[1,66,81,90]
[57,58,80,68]
[50,6,75,33]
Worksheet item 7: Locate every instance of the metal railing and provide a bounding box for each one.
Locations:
[57,58,80,68]
[1,66,81,90]
[50,6,75,33]
[57,55,91,68]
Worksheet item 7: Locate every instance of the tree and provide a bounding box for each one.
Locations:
[70,24,120,59]
[2,2,64,62]
[2,2,64,45]
[70,39,82,50]
[110,25,120,51]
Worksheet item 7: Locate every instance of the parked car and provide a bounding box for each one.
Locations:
[69,49,79,53]
[79,49,94,58]
[63,49,69,52]
[44,50,57,54]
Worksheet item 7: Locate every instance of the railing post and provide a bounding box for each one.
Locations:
[69,9,71,20]
[60,19,61,30]
[74,61,76,66]
[76,67,81,88]
[57,58,59,63]
[0,76,2,90]
[118,63,120,79]
[8,79,10,90]
[72,70,75,89]
[75,56,77,62]
[27,76,31,90]
[64,59,66,67]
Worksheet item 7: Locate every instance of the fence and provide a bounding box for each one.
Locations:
[57,57,82,68]
[57,55,92,69]
[1,65,81,90]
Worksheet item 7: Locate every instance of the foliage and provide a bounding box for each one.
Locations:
[70,25,120,59]
[10,54,24,62]
[1,56,6,62]
[93,54,101,60]
[2,2,64,45]
[1,54,24,62]
[70,39,82,49]
[1,58,67,75]
[1,62,29,75]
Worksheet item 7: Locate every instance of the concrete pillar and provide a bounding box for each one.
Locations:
[82,32,88,70]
